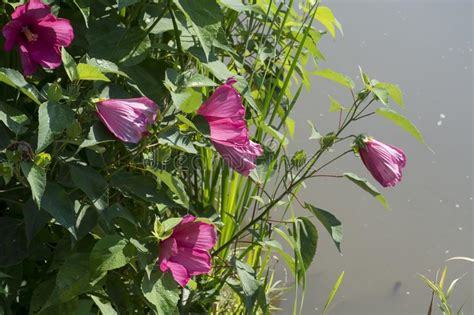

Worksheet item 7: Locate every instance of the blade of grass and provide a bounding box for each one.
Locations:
[323,271,345,315]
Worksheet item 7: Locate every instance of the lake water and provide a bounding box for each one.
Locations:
[280,0,473,314]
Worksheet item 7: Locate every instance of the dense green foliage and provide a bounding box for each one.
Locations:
[0,0,422,313]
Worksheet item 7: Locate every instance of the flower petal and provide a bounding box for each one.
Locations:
[96,101,148,143]
[164,261,190,287]
[18,44,37,76]
[2,20,23,51]
[197,80,245,121]
[208,118,249,144]
[172,220,217,251]
[36,16,74,47]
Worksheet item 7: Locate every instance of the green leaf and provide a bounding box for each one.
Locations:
[171,88,203,113]
[305,203,343,252]
[141,271,180,315]
[375,82,404,108]
[110,171,177,206]
[323,271,345,315]
[316,6,342,38]
[41,183,77,238]
[44,253,91,307]
[76,64,110,82]
[0,67,42,104]
[90,295,118,315]
[234,259,262,313]
[328,95,344,112]
[87,27,150,66]
[185,74,217,88]
[218,0,264,14]
[23,199,50,245]
[78,122,115,150]
[37,102,75,152]
[46,83,63,102]
[0,102,30,135]
[61,48,79,81]
[159,127,197,154]
[117,0,140,9]
[99,203,136,230]
[173,0,223,58]
[161,218,183,232]
[150,169,189,207]
[69,164,108,210]
[375,108,425,144]
[21,161,46,208]
[307,120,322,140]
[203,61,234,81]
[90,235,136,276]
[343,173,389,208]
[87,58,129,78]
[259,120,289,146]
[313,69,354,89]
[0,218,29,267]
[296,217,318,270]
[73,0,90,27]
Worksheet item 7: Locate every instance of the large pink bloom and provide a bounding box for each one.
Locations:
[198,79,263,176]
[2,0,74,76]
[158,215,217,287]
[359,138,407,187]
[96,97,159,143]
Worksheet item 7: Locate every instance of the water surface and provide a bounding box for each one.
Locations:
[280,1,473,314]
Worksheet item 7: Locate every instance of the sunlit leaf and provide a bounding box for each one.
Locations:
[375,108,425,144]
[343,173,389,208]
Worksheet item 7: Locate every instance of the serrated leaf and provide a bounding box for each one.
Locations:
[234,259,262,313]
[0,67,42,104]
[70,164,108,210]
[141,271,180,315]
[316,6,342,38]
[173,0,223,58]
[149,169,189,207]
[61,48,79,81]
[0,102,30,134]
[41,183,77,238]
[90,235,136,275]
[296,217,318,270]
[37,101,75,152]
[305,203,343,252]
[21,161,46,208]
[76,64,110,82]
[171,88,202,113]
[328,95,344,112]
[314,69,354,89]
[375,108,424,144]
[343,173,389,208]
[375,82,404,108]
[185,74,217,87]
[44,253,91,307]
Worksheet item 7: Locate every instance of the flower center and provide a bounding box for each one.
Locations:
[22,27,38,42]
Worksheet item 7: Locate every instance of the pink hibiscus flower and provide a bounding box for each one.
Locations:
[358,137,407,187]
[2,0,74,76]
[96,97,159,143]
[158,215,217,287]
[198,78,263,176]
